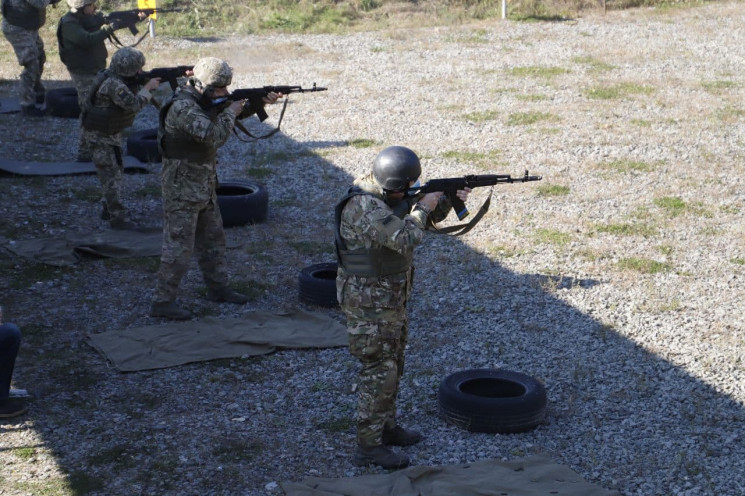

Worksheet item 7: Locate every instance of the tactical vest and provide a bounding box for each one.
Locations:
[334,187,414,277]
[158,90,218,163]
[1,0,45,30]
[81,72,138,134]
[57,12,107,73]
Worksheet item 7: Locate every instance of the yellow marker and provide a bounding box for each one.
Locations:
[137,0,157,19]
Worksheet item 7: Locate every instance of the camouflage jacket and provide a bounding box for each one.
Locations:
[82,71,152,144]
[336,173,451,312]
[1,0,54,30]
[159,85,237,208]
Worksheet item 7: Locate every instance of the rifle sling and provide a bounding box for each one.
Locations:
[232,97,289,142]
[432,187,493,236]
[108,27,149,49]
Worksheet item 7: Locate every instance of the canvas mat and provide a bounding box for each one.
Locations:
[0,155,151,176]
[281,455,621,496]
[89,309,348,372]
[5,228,163,266]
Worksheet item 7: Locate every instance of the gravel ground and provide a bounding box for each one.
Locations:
[1,2,744,495]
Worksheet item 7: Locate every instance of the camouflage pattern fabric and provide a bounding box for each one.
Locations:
[336,174,430,448]
[152,85,238,304]
[70,71,99,158]
[84,75,151,223]
[1,0,53,106]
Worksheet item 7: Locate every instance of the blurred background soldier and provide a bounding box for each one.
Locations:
[150,57,281,320]
[57,0,124,161]
[335,146,470,469]
[81,46,160,230]
[1,0,60,117]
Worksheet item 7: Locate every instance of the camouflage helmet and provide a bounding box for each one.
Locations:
[192,57,233,89]
[372,146,422,191]
[110,47,146,77]
[66,0,95,13]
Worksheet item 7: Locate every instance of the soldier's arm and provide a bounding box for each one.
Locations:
[172,103,236,148]
[60,17,112,47]
[108,81,151,112]
[356,197,427,254]
[26,0,55,8]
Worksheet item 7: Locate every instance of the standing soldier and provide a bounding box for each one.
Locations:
[335,146,470,469]
[1,0,60,117]
[150,57,282,320]
[57,0,123,161]
[81,47,160,229]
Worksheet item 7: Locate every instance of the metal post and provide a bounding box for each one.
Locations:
[502,0,507,19]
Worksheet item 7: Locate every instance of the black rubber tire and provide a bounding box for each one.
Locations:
[216,180,269,228]
[298,262,338,308]
[126,128,161,163]
[46,87,80,118]
[438,369,547,433]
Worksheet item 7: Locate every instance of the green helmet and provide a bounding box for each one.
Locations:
[192,57,233,89]
[372,146,421,191]
[66,0,94,12]
[110,47,146,78]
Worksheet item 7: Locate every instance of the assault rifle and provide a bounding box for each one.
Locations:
[406,171,542,235]
[135,65,193,90]
[227,84,328,121]
[105,8,186,35]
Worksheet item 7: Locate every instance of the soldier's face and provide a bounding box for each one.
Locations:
[83,3,97,14]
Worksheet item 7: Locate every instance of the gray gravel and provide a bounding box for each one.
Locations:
[1,2,744,495]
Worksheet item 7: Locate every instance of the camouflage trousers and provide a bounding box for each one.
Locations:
[152,199,229,303]
[69,72,99,159]
[90,141,126,222]
[1,22,45,107]
[342,301,409,448]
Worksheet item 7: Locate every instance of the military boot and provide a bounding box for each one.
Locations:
[382,425,423,447]
[150,301,192,320]
[110,218,138,231]
[21,105,45,118]
[206,287,249,304]
[352,445,409,469]
[101,203,111,220]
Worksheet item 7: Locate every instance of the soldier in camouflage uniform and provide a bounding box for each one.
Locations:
[57,0,125,161]
[81,47,160,230]
[150,57,282,320]
[1,0,60,117]
[335,146,470,469]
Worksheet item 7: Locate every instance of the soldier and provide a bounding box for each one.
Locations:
[81,47,160,229]
[150,57,282,320]
[335,146,470,469]
[1,0,60,117]
[57,0,127,161]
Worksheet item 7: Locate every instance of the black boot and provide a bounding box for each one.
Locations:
[352,445,409,469]
[21,105,45,118]
[382,425,423,446]
[150,301,192,320]
[206,287,249,304]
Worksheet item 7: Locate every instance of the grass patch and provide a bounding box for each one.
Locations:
[446,28,490,43]
[516,93,549,101]
[134,183,162,198]
[731,258,745,265]
[212,438,264,463]
[617,257,671,274]
[440,149,501,168]
[348,138,377,148]
[73,186,101,203]
[653,196,687,217]
[585,82,654,100]
[506,111,560,126]
[537,184,570,197]
[8,263,73,290]
[572,56,615,72]
[534,228,572,246]
[598,159,656,173]
[462,109,499,122]
[506,66,570,78]
[594,222,658,237]
[315,417,354,433]
[701,80,737,94]
[11,447,36,460]
[715,105,745,123]
[103,256,160,273]
[246,167,274,179]
[289,240,333,255]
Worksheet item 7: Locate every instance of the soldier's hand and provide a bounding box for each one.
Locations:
[262,92,283,105]
[229,100,244,114]
[144,77,161,91]
[420,192,442,211]
[456,187,472,202]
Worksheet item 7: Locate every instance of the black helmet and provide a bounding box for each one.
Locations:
[372,146,421,191]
